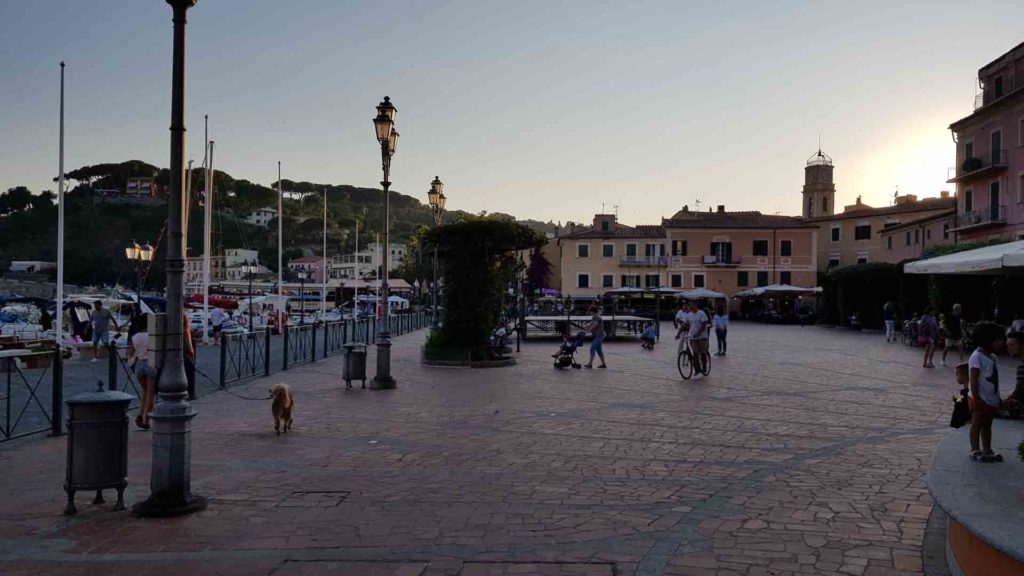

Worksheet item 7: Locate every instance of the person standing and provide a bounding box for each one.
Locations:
[942,303,965,366]
[967,322,1005,462]
[883,302,895,343]
[128,314,156,429]
[89,300,120,362]
[673,301,687,332]
[919,308,938,368]
[713,306,729,356]
[583,305,606,369]
[678,301,710,374]
[210,306,225,344]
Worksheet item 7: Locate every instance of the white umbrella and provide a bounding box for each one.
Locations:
[904,240,1024,275]
[680,288,727,299]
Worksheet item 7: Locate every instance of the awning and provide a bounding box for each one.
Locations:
[680,288,728,299]
[904,240,1024,275]
[733,284,821,298]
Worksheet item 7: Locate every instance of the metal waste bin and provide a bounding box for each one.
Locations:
[64,381,132,515]
[342,344,367,388]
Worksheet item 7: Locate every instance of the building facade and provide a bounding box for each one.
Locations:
[185,255,225,285]
[947,41,1024,242]
[877,210,957,263]
[244,207,277,227]
[288,255,327,283]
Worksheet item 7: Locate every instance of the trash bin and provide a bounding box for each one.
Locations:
[64,381,132,515]
[342,344,367,388]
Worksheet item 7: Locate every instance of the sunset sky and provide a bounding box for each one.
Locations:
[1,0,1019,225]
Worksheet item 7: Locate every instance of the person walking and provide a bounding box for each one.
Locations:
[919,308,938,368]
[713,306,729,356]
[183,312,196,400]
[210,306,225,344]
[883,302,895,343]
[89,300,120,362]
[583,305,606,369]
[677,301,710,374]
[39,308,53,332]
[128,314,156,429]
[942,303,965,366]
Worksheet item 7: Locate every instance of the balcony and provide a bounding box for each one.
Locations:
[947,149,1008,183]
[619,255,668,267]
[702,255,740,267]
[949,205,1007,233]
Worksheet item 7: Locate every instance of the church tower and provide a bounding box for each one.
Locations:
[802,149,835,218]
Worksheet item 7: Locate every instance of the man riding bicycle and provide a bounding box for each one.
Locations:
[676,301,711,374]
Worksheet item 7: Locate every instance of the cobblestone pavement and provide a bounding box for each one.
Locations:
[0,323,979,575]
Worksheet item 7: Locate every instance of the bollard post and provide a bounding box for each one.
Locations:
[311,323,317,363]
[323,321,329,358]
[283,325,290,371]
[107,342,118,391]
[50,346,64,436]
[264,327,271,376]
[219,334,227,387]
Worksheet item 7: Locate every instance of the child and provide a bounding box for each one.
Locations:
[640,322,657,350]
[967,322,1006,462]
[950,362,971,428]
[712,307,729,356]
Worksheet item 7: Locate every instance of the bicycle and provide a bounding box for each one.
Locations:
[677,337,711,380]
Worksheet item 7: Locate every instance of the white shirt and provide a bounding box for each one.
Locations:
[210,308,225,327]
[674,310,688,326]
[968,348,1001,406]
[713,314,729,330]
[1010,319,1024,333]
[685,310,709,340]
[130,332,155,365]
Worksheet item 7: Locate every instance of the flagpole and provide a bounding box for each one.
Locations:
[277,162,283,329]
[203,133,213,345]
[321,188,327,319]
[353,219,359,317]
[56,61,65,347]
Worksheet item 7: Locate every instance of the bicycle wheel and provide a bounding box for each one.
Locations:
[700,351,711,376]
[677,350,693,380]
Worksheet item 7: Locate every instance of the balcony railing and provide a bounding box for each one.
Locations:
[702,255,739,266]
[953,205,1006,231]
[619,255,668,267]
[946,149,1008,182]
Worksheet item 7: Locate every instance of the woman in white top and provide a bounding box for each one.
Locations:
[712,306,729,356]
[128,314,157,430]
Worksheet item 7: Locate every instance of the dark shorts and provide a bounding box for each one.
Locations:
[213,324,223,334]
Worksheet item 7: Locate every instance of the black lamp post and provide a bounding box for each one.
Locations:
[242,260,257,332]
[427,176,446,328]
[125,241,154,312]
[371,96,398,389]
[133,0,205,518]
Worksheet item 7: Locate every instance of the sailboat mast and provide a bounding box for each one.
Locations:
[56,62,65,346]
[277,162,283,328]
[322,188,327,318]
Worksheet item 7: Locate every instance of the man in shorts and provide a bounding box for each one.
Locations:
[677,301,710,374]
[210,306,225,344]
[89,300,120,362]
[942,303,965,366]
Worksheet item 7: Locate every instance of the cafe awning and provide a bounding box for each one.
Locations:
[904,240,1024,275]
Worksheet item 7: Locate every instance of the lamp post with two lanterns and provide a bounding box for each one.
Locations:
[370,96,399,389]
[125,240,154,313]
[241,260,258,332]
[426,176,446,328]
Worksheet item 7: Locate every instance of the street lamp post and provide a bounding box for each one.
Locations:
[371,96,398,389]
[295,270,307,325]
[125,241,154,313]
[133,0,205,518]
[243,260,256,332]
[427,176,446,328]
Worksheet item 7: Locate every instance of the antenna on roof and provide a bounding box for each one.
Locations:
[893,185,898,205]
[601,202,605,214]
[613,204,619,218]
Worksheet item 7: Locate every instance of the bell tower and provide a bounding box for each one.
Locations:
[802,149,835,218]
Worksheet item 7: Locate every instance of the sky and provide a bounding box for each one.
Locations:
[1,0,1019,226]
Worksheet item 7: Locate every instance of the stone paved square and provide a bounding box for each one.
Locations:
[0,322,984,575]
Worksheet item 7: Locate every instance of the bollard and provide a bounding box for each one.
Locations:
[310,324,318,363]
[283,325,290,371]
[107,342,118,391]
[50,346,64,436]
[264,327,271,376]
[323,321,329,358]
[218,335,227,387]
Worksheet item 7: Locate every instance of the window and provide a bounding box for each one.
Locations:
[737,271,749,287]
[602,244,614,258]
[577,273,590,288]
[693,273,705,288]
[625,243,637,257]
[600,221,609,231]
[621,274,640,288]
[645,274,660,288]
[780,271,792,285]
[995,76,1004,99]
[857,256,868,265]
[905,231,911,246]
[1019,118,1024,147]
[671,240,679,255]
[830,225,840,242]
[854,224,871,240]
[822,197,828,213]
[752,239,769,256]
[1019,173,1024,203]
[602,274,614,288]
[914,229,919,245]
[644,244,657,257]
[886,236,892,250]
[679,240,687,255]
[577,244,589,258]
[943,221,950,239]
[670,274,683,288]
[710,241,733,263]
[756,271,769,287]
[964,189,973,213]
[828,257,840,270]
[927,229,931,240]
[965,141,974,160]
[780,240,792,257]
[671,240,687,256]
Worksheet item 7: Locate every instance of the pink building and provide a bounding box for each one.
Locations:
[287,255,326,283]
[947,41,1024,242]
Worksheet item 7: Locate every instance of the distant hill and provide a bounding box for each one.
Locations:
[0,161,560,287]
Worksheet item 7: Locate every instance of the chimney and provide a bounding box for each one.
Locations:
[940,190,950,199]
[681,204,689,213]
[717,205,725,213]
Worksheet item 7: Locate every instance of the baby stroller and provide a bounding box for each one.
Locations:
[553,331,586,369]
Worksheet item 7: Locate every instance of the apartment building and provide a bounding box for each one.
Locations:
[877,210,957,263]
[947,41,1024,242]
[800,150,955,269]
[557,211,817,298]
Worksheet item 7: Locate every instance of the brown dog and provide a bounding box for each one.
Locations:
[270,383,293,435]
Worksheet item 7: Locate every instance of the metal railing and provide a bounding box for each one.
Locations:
[219,328,271,386]
[958,204,1006,228]
[284,324,316,369]
[948,149,1008,181]
[1,351,59,442]
[323,320,346,357]
[619,255,668,267]
[702,255,738,266]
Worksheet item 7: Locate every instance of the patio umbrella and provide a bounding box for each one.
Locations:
[680,288,727,299]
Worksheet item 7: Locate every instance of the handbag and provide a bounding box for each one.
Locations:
[950,388,971,429]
